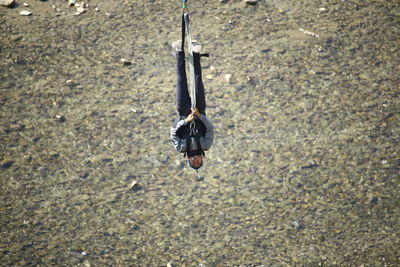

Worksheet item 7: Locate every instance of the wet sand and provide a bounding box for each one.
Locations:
[1,0,399,266]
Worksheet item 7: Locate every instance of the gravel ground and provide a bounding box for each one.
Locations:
[1,0,399,266]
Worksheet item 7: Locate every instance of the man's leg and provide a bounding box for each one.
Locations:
[193,53,206,115]
[176,51,192,117]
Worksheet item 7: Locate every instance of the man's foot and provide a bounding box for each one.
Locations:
[191,40,201,53]
[172,40,183,52]
[172,40,202,53]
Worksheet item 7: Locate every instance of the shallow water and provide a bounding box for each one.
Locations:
[1,0,399,266]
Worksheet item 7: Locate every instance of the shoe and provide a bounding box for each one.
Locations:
[191,40,201,53]
[172,40,202,53]
[172,40,182,52]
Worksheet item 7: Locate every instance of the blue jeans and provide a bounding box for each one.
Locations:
[175,51,206,117]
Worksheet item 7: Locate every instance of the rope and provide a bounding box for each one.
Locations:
[184,13,196,110]
[181,2,197,134]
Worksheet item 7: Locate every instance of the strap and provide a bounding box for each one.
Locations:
[189,119,196,136]
[181,13,185,52]
[195,136,203,152]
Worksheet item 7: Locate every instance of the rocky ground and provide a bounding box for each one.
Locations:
[1,0,399,266]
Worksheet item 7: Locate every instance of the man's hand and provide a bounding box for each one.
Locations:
[185,108,201,123]
[185,113,195,123]
[191,108,201,117]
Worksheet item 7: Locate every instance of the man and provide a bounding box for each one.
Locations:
[170,40,214,170]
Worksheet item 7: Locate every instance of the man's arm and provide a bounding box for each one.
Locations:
[170,119,189,152]
[198,114,214,150]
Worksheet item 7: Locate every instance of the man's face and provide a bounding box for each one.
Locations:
[189,155,202,169]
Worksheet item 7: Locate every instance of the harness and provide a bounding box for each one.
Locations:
[188,119,204,156]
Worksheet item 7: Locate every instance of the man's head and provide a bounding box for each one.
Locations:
[188,154,203,169]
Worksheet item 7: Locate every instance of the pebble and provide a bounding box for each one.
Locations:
[175,160,185,169]
[319,7,328,13]
[209,66,218,74]
[128,180,141,191]
[292,220,305,230]
[1,161,14,169]
[76,6,86,14]
[55,115,66,122]
[195,174,205,181]
[20,10,32,16]
[120,58,131,66]
[68,0,75,7]
[369,196,379,204]
[245,0,258,5]
[299,28,320,38]
[23,3,29,7]
[224,74,233,84]
[0,0,15,7]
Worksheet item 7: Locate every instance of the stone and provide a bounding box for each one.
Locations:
[1,161,14,169]
[120,58,131,66]
[76,6,85,14]
[292,220,305,230]
[55,115,66,122]
[224,74,233,84]
[20,10,32,16]
[245,0,257,5]
[209,66,218,74]
[128,181,141,191]
[195,174,205,181]
[369,196,379,204]
[319,7,328,13]
[0,0,15,7]
[23,3,29,7]
[68,0,75,6]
